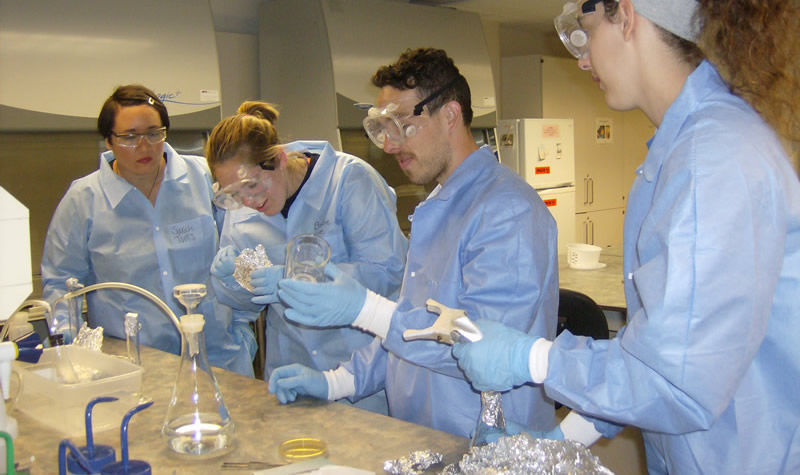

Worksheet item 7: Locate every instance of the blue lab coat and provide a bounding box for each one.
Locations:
[344,146,559,438]
[212,141,407,413]
[544,61,800,474]
[42,143,256,377]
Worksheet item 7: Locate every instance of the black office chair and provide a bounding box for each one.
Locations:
[555,289,609,410]
[557,288,609,341]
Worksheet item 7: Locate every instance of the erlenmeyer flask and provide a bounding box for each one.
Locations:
[162,314,234,458]
[470,390,509,448]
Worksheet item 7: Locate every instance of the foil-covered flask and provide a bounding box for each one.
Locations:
[470,391,509,448]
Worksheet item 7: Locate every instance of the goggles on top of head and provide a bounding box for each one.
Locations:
[212,161,275,210]
[554,0,609,59]
[362,76,460,150]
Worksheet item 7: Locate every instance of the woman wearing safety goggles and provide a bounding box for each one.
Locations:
[41,84,257,377]
[204,101,407,415]
[452,1,800,474]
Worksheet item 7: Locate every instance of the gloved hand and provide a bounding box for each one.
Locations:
[452,319,538,392]
[268,364,328,404]
[277,262,367,328]
[485,420,564,444]
[250,265,285,305]
[211,245,239,287]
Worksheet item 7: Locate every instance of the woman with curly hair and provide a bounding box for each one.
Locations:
[451,0,800,473]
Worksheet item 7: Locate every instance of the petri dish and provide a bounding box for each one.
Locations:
[279,437,328,462]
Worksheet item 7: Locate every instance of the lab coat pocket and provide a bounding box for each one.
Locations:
[167,215,215,274]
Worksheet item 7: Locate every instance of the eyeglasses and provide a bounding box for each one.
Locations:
[212,161,275,210]
[554,0,609,59]
[110,127,167,148]
[362,76,460,150]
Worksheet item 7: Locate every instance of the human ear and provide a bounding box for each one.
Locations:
[618,0,636,41]
[443,101,461,125]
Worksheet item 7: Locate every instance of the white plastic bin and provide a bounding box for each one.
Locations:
[12,345,143,436]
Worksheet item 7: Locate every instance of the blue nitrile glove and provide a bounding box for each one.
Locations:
[268,364,328,404]
[485,420,564,444]
[452,319,538,392]
[277,262,367,328]
[211,245,239,287]
[249,265,285,305]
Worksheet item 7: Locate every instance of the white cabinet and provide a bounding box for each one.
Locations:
[575,208,625,247]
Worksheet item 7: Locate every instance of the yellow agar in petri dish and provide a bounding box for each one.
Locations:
[279,438,328,462]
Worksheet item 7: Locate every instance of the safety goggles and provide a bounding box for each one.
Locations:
[212,161,275,210]
[110,127,167,148]
[362,76,459,150]
[554,0,611,59]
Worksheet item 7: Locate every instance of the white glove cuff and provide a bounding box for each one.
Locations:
[323,367,356,401]
[352,290,397,340]
[529,338,552,383]
[560,411,603,447]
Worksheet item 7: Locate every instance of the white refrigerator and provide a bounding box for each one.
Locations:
[498,118,576,254]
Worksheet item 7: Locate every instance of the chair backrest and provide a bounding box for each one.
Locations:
[557,288,609,340]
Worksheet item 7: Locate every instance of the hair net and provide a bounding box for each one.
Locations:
[631,0,700,42]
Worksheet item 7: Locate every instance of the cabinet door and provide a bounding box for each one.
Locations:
[575,208,625,247]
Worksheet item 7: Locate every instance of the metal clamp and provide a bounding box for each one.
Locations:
[402,299,483,345]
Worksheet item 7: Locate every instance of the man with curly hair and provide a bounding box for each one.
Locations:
[269,48,560,439]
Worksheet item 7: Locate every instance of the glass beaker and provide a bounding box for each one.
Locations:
[162,314,234,458]
[470,391,509,448]
[284,234,331,282]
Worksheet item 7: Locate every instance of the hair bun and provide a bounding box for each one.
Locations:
[238,101,280,123]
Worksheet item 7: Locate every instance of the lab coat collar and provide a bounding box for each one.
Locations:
[282,140,336,211]
[429,145,495,201]
[99,142,189,208]
[641,60,723,182]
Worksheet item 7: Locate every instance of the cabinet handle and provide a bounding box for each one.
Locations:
[583,177,589,204]
[583,220,588,243]
[589,177,594,205]
[590,219,594,244]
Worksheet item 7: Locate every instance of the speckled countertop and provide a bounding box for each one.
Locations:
[13,339,469,474]
[558,246,626,311]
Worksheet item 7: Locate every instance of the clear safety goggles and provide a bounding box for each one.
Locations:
[362,103,423,150]
[554,0,609,59]
[212,161,275,210]
[362,76,460,150]
[110,127,167,148]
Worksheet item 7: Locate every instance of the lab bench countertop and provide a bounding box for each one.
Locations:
[558,245,626,311]
[13,339,470,474]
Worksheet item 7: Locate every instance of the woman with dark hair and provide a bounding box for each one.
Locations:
[452,1,800,473]
[42,84,257,377]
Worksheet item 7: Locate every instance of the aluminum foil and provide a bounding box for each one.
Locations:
[72,322,104,351]
[384,449,444,475]
[441,433,614,475]
[234,244,273,292]
[471,391,507,447]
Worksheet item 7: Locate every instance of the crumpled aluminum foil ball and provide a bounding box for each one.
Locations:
[73,322,104,351]
[233,244,273,292]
